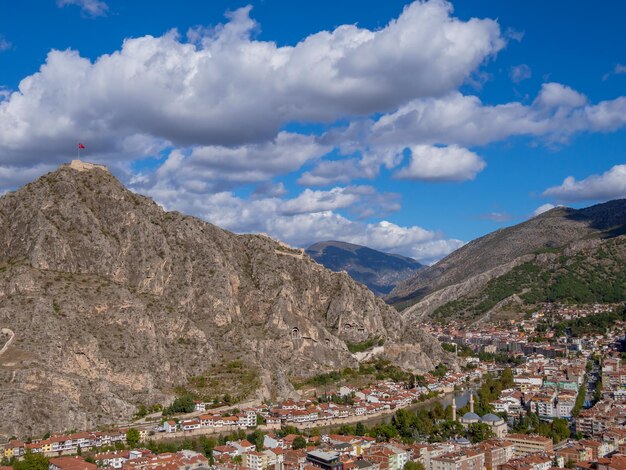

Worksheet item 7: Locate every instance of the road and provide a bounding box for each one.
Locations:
[584,362,600,408]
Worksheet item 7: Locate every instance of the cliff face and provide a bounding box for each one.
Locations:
[0,163,450,438]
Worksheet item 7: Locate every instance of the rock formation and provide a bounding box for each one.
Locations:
[0,162,451,438]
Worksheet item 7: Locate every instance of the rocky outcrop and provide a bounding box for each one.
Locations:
[0,163,451,438]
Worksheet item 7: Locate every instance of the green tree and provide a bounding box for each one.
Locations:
[126,428,141,448]
[135,404,148,418]
[442,343,457,354]
[414,375,427,388]
[432,363,448,378]
[501,368,514,389]
[13,452,49,470]
[355,422,367,436]
[165,395,195,414]
[549,418,571,443]
[594,378,603,403]
[404,462,425,470]
[247,430,264,452]
[368,423,399,442]
[198,436,216,457]
[466,423,495,444]
[292,436,307,450]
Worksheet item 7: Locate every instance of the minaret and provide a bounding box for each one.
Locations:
[452,398,457,421]
[469,393,475,414]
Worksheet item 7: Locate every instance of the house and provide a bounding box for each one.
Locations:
[49,456,97,470]
[93,450,130,469]
[163,420,178,433]
[181,418,202,431]
[213,445,239,458]
[229,440,256,455]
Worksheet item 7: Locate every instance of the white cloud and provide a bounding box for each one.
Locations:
[0,1,504,165]
[480,212,511,222]
[394,145,486,181]
[603,64,626,81]
[0,163,57,193]
[297,159,377,186]
[510,64,531,83]
[153,132,330,192]
[135,180,461,264]
[57,0,109,17]
[532,203,557,217]
[361,83,626,150]
[534,82,587,109]
[0,36,11,52]
[542,164,626,202]
[505,27,524,42]
[252,182,287,199]
[302,79,626,192]
[281,187,362,215]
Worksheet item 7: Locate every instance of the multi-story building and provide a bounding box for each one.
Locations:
[476,439,514,470]
[500,453,553,470]
[306,450,343,470]
[556,396,576,419]
[556,443,594,465]
[431,450,485,470]
[243,451,270,470]
[505,434,553,457]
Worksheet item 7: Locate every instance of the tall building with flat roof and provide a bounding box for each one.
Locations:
[505,434,553,457]
[307,451,343,470]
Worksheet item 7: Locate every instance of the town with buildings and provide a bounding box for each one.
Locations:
[2,303,625,470]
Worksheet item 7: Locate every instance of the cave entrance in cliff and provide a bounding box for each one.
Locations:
[291,327,301,341]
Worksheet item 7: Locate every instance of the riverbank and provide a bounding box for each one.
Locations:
[144,388,474,443]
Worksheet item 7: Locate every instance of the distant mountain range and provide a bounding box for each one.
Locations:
[387,199,626,323]
[306,241,423,296]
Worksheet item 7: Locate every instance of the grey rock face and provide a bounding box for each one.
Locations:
[0,164,450,438]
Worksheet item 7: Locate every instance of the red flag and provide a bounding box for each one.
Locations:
[78,143,86,149]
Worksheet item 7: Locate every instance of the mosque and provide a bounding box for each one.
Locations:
[452,393,508,438]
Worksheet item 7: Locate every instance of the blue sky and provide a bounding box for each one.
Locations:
[0,0,625,262]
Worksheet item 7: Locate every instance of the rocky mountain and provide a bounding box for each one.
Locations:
[306,241,423,296]
[388,200,626,321]
[431,236,625,323]
[0,161,451,439]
